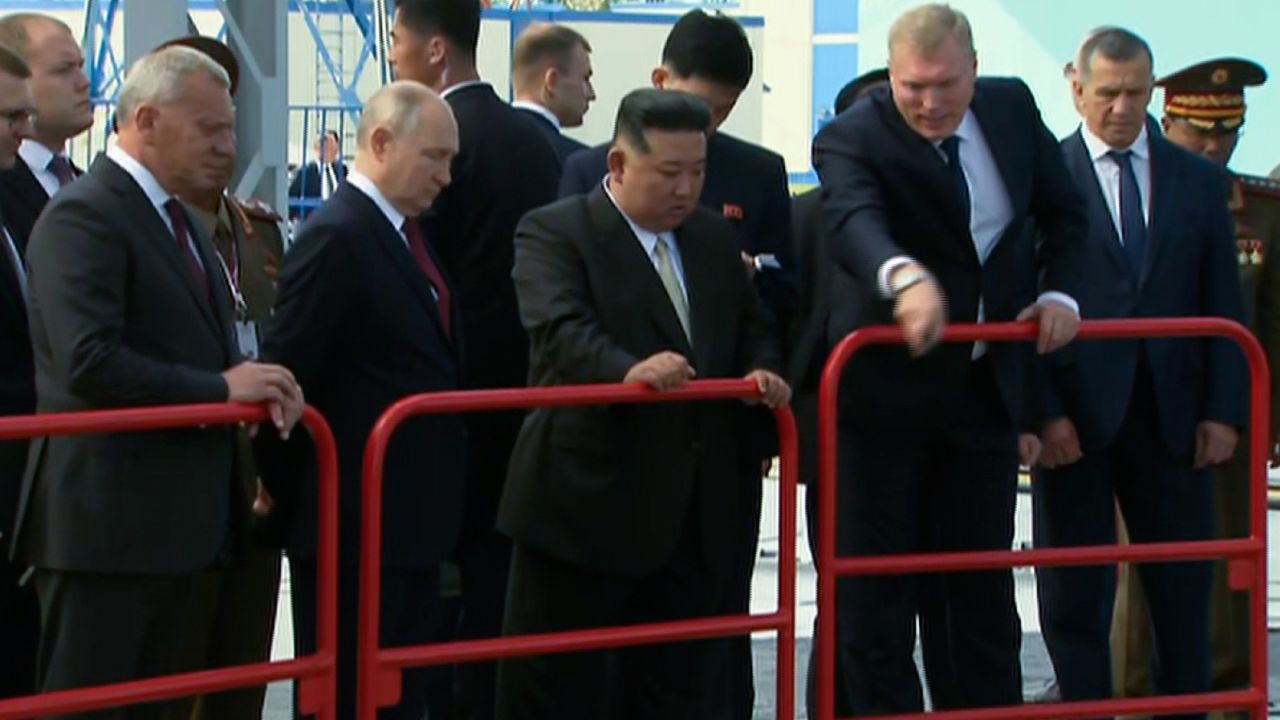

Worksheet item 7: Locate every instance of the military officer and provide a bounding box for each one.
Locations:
[1112,57,1278,720]
[158,35,287,720]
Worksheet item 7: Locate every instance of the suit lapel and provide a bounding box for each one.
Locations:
[96,158,226,343]
[1143,128,1179,287]
[1065,132,1131,277]
[586,188,694,355]
[186,205,235,357]
[674,221,715,372]
[969,87,1023,213]
[7,159,51,250]
[344,187,452,348]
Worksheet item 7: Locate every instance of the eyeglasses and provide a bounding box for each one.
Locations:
[0,107,34,128]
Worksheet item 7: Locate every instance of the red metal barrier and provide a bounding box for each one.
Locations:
[816,318,1270,720]
[356,380,798,719]
[0,403,339,720]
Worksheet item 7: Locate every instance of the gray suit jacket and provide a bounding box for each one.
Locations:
[10,155,244,574]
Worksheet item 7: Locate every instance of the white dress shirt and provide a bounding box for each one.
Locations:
[511,101,562,131]
[18,139,65,199]
[105,143,204,270]
[602,178,688,301]
[1079,123,1152,240]
[441,80,489,99]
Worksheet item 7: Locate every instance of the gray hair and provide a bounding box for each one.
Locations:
[356,80,441,150]
[116,45,230,126]
[888,3,975,59]
[1075,26,1152,83]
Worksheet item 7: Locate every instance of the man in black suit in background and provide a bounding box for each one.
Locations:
[0,43,38,702]
[262,81,463,720]
[1033,29,1246,717]
[510,22,594,166]
[287,129,347,222]
[813,4,1086,713]
[388,2,561,717]
[495,87,789,720]
[558,14,795,713]
[0,13,93,250]
[14,46,301,719]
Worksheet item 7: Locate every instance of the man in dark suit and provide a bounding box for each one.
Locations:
[812,4,1086,714]
[558,14,795,714]
[0,43,38,702]
[12,46,301,719]
[287,129,347,222]
[788,66,887,720]
[0,14,93,251]
[1033,29,1246,717]
[262,81,462,720]
[494,87,789,720]
[388,2,561,716]
[510,22,594,166]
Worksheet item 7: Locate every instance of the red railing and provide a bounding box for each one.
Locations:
[816,318,1270,720]
[356,380,799,719]
[0,403,339,720]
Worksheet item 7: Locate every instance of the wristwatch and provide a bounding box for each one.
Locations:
[889,267,931,296]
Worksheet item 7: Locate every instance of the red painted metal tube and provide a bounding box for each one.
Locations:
[0,403,339,720]
[815,319,1270,720]
[356,380,798,720]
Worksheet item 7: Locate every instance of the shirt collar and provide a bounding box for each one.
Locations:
[930,109,978,154]
[511,101,561,131]
[441,80,489,99]
[105,143,174,212]
[1080,121,1149,162]
[346,169,406,235]
[18,139,58,174]
[600,177,673,253]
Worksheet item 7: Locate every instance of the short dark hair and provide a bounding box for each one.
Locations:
[0,43,31,78]
[613,88,710,155]
[661,10,753,90]
[393,0,480,60]
[319,129,340,144]
[512,23,590,91]
[834,67,889,115]
[1076,27,1153,82]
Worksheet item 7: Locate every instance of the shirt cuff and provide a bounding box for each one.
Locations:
[877,256,917,299]
[1037,291,1079,315]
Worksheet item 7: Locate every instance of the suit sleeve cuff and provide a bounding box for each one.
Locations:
[877,256,917,299]
[1037,291,1079,316]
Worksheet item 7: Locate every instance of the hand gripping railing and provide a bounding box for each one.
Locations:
[356,380,799,719]
[816,318,1269,720]
[0,403,339,720]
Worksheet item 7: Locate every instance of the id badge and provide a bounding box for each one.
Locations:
[236,320,261,359]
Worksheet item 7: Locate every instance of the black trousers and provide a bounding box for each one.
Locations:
[834,357,1022,714]
[495,509,727,720]
[0,560,39,700]
[1034,368,1212,720]
[292,559,448,720]
[34,568,219,720]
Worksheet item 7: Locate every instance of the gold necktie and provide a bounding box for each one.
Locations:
[653,236,690,341]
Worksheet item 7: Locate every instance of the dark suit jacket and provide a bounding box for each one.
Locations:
[1040,125,1246,455]
[12,155,242,574]
[812,78,1087,428]
[425,83,560,392]
[0,154,74,253]
[497,186,779,576]
[0,209,33,556]
[515,106,588,168]
[560,132,797,343]
[260,183,465,568]
[287,160,348,220]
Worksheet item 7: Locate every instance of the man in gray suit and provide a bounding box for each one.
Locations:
[11,46,302,719]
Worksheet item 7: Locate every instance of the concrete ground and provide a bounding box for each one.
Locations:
[259,485,1280,719]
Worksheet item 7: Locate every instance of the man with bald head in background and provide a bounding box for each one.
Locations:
[511,22,594,166]
[0,13,93,250]
[0,43,38,701]
[13,45,302,719]
[260,80,464,720]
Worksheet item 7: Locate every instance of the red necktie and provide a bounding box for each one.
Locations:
[401,219,453,341]
[163,199,211,302]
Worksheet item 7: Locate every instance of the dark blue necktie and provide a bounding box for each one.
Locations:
[1107,149,1148,281]
[941,136,971,229]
